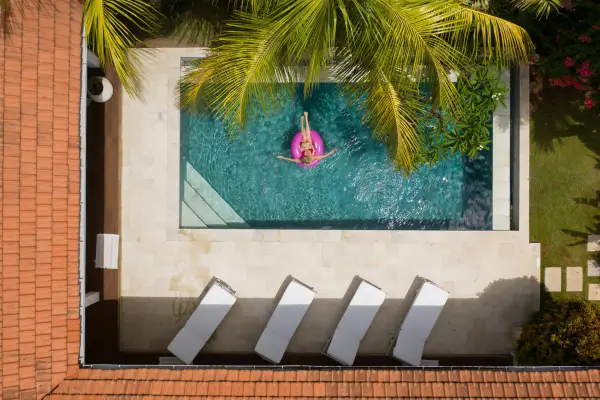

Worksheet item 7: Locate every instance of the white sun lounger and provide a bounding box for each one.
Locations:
[254,279,316,364]
[324,280,386,366]
[391,280,449,366]
[167,279,237,365]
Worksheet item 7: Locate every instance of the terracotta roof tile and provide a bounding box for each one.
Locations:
[586,382,600,397]
[395,382,410,397]
[573,383,588,397]
[0,0,82,397]
[456,381,470,397]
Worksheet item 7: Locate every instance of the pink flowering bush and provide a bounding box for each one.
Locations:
[525,0,600,109]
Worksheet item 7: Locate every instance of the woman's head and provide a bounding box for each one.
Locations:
[300,155,312,165]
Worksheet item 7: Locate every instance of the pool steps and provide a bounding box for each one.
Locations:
[182,162,249,228]
[180,201,206,228]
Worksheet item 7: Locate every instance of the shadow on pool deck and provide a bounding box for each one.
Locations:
[115,276,541,366]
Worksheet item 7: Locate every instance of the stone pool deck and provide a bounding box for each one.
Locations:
[119,48,538,359]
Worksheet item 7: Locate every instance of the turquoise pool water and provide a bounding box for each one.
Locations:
[181,84,492,229]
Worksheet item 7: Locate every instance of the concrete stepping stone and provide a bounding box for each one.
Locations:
[588,235,600,252]
[566,267,583,292]
[544,267,562,292]
[589,284,600,301]
[588,259,600,277]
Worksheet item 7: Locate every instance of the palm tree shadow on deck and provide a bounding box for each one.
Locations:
[94,276,543,366]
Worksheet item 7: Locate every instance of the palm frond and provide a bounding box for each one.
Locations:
[363,1,467,123]
[179,0,340,129]
[284,0,339,96]
[85,0,160,96]
[460,0,491,11]
[179,0,536,172]
[362,69,422,171]
[511,0,562,18]
[453,4,534,65]
[234,0,278,14]
[179,11,294,130]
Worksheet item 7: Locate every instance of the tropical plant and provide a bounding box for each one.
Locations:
[449,66,507,157]
[462,0,562,18]
[179,0,561,172]
[521,0,600,110]
[84,0,160,95]
[413,65,507,166]
[1,0,160,96]
[516,298,600,366]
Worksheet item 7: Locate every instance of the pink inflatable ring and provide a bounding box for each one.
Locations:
[291,130,324,168]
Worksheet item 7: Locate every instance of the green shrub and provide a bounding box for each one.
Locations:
[516,298,600,366]
[412,66,506,167]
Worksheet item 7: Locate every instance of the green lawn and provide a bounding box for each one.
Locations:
[530,85,600,300]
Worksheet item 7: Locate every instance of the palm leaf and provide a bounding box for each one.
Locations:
[85,0,160,96]
[361,69,422,171]
[179,12,293,130]
[511,0,562,18]
[179,0,341,129]
[234,0,278,14]
[179,0,535,171]
[333,1,464,170]
[449,3,535,65]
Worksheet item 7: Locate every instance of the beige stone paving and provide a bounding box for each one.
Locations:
[119,48,539,358]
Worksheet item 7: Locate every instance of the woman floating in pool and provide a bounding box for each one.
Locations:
[276,112,338,166]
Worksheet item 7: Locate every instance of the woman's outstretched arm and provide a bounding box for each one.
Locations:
[312,148,338,161]
[276,155,300,163]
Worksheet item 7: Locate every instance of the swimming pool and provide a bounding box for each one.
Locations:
[180,84,492,230]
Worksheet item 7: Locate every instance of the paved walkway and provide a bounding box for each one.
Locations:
[546,235,600,300]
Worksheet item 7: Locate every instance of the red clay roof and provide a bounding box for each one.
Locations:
[0,0,83,398]
[47,368,600,398]
[3,0,600,399]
